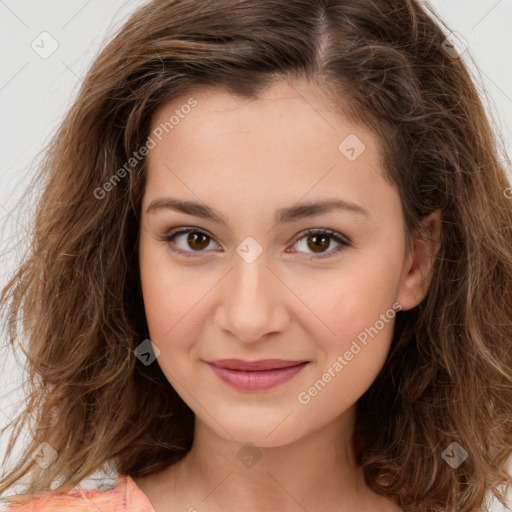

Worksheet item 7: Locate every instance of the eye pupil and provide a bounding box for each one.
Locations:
[188,232,210,250]
[308,234,330,253]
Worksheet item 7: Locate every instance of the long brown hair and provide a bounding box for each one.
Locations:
[1,0,512,510]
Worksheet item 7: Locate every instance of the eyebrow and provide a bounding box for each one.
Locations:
[146,197,369,224]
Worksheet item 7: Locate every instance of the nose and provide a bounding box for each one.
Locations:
[213,249,290,343]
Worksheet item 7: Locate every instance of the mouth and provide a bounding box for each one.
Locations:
[206,359,309,391]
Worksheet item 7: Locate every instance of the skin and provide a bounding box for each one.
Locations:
[135,78,442,512]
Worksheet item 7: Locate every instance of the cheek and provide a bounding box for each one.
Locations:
[138,262,205,390]
[139,241,216,353]
[296,257,401,352]
[139,245,169,336]
[295,278,399,419]
[140,273,197,345]
[139,240,186,341]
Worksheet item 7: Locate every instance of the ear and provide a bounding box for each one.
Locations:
[396,209,442,311]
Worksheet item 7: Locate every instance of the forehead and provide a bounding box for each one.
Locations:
[144,80,400,227]
[149,79,351,142]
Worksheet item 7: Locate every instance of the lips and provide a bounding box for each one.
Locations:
[206,359,309,391]
[208,359,306,371]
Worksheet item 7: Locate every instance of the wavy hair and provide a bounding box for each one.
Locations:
[1,0,512,510]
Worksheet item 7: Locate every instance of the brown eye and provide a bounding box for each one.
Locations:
[186,232,210,250]
[306,233,331,253]
[163,227,350,260]
[164,228,219,257]
[291,229,351,258]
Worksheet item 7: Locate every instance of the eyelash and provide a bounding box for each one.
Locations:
[161,227,351,260]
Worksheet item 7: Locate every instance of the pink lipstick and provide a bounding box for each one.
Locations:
[206,359,308,391]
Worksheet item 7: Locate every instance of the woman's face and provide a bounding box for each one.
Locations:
[138,79,430,447]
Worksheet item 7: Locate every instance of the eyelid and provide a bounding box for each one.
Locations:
[162,227,220,258]
[290,228,351,248]
[162,226,351,259]
[286,228,351,260]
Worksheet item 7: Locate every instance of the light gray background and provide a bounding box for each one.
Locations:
[1,0,511,508]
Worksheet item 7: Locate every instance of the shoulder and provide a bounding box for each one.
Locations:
[0,474,154,512]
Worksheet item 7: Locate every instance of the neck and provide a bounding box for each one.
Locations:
[146,406,394,512]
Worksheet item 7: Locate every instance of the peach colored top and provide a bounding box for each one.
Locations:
[0,475,156,512]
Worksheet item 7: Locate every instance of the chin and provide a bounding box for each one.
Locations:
[203,408,307,448]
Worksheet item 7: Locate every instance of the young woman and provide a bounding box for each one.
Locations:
[1,1,512,511]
